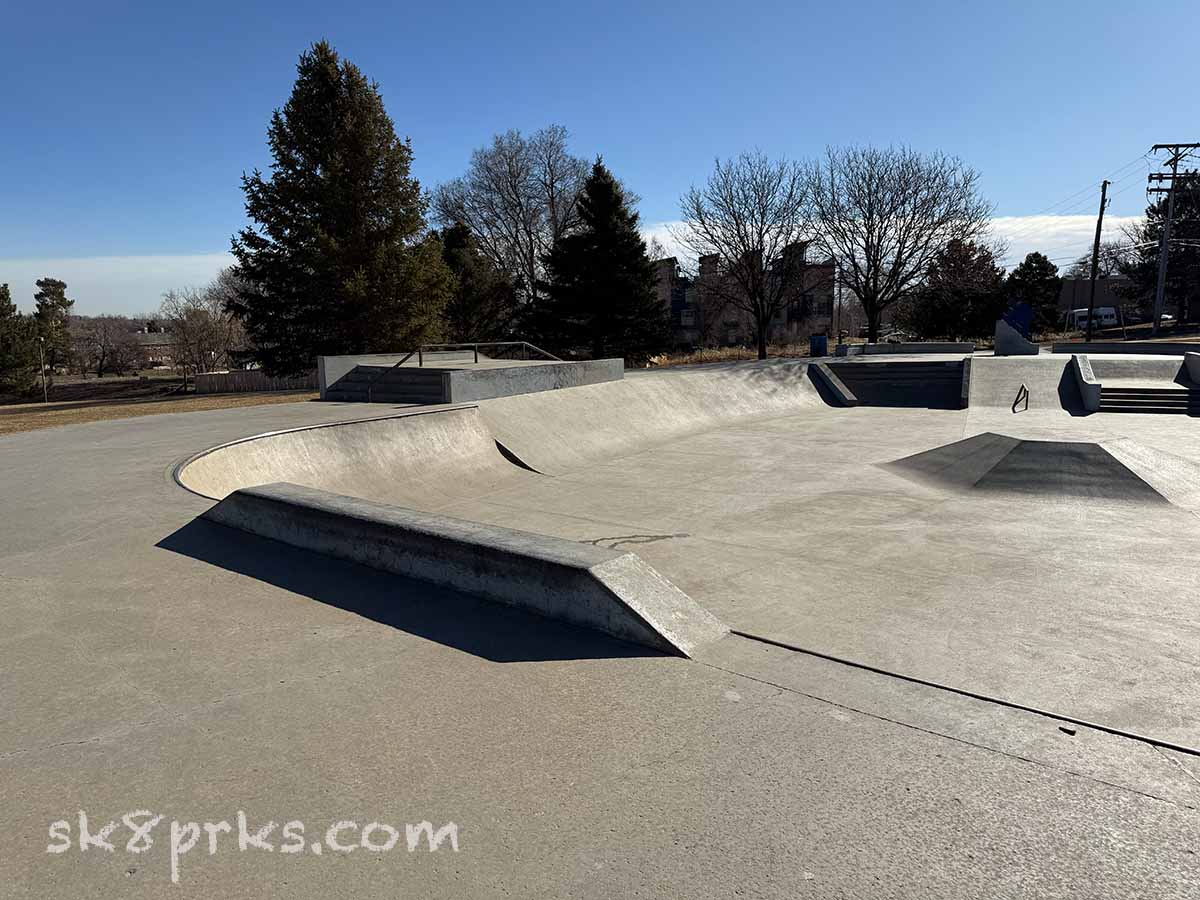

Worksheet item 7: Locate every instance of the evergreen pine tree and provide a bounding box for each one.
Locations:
[33,277,74,375]
[1004,252,1062,333]
[540,160,668,361]
[0,284,38,394]
[1120,173,1200,323]
[230,41,452,375]
[901,240,1005,340]
[439,223,519,341]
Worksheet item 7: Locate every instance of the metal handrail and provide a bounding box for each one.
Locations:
[365,341,561,401]
[1012,383,1029,414]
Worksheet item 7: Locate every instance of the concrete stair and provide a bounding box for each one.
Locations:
[830,361,965,409]
[1098,385,1200,415]
[324,366,448,404]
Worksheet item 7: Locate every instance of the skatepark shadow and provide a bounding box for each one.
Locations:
[806,365,843,407]
[157,519,661,663]
[1057,367,1089,416]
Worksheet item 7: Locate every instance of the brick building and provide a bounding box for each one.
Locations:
[653,243,836,348]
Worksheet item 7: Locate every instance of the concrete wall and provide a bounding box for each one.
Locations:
[1088,356,1187,383]
[446,358,624,403]
[204,482,727,657]
[318,354,413,399]
[862,342,975,355]
[1051,342,1196,356]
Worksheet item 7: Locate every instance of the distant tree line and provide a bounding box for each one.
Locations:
[0,271,248,398]
[16,41,1168,389]
[222,42,1007,370]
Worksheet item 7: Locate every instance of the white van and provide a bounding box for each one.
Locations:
[1064,307,1118,331]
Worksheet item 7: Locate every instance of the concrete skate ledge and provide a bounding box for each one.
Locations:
[810,362,858,406]
[1072,354,1102,412]
[203,482,727,657]
[863,342,975,355]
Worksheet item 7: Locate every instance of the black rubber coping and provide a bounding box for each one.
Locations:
[973,440,1167,502]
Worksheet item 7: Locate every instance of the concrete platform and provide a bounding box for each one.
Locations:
[5,359,1200,897]
[319,352,624,404]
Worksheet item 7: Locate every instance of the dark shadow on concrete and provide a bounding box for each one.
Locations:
[1057,366,1089,416]
[825,361,964,409]
[975,440,1168,503]
[157,518,662,663]
[886,433,1168,504]
[806,365,843,407]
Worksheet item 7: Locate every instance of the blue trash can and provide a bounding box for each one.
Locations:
[810,334,828,357]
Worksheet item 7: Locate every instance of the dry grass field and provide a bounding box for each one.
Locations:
[0,390,318,436]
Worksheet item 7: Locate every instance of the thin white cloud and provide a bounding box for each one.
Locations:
[988,215,1141,270]
[641,214,1145,274]
[0,253,234,316]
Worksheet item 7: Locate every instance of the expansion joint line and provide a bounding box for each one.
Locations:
[730,629,1200,760]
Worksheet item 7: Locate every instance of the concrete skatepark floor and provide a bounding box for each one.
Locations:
[5,358,1200,898]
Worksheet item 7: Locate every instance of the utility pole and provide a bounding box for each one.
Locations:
[1148,143,1200,334]
[1085,179,1110,342]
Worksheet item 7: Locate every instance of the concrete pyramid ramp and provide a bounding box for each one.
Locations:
[885,432,1168,504]
[1101,438,1200,512]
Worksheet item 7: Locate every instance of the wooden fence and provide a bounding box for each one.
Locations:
[194,370,318,395]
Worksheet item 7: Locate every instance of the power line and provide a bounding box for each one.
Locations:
[993,154,1153,246]
[1018,152,1150,217]
[995,161,1151,246]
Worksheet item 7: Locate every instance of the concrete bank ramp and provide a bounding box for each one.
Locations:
[479,360,826,475]
[177,406,537,505]
[967,356,1079,411]
[885,432,1168,504]
[176,362,832,501]
[204,482,728,657]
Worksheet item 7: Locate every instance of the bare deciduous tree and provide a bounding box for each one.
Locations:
[431,125,588,307]
[75,315,144,377]
[1067,240,1134,279]
[160,270,246,379]
[675,151,816,359]
[806,146,993,342]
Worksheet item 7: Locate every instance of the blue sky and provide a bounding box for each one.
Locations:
[2,0,1196,314]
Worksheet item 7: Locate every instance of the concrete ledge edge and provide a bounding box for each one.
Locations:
[1072,354,1102,412]
[202,482,728,657]
[811,363,859,407]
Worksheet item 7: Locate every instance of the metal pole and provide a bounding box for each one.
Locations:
[834,261,841,344]
[1152,156,1180,336]
[37,337,48,402]
[1085,180,1110,342]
